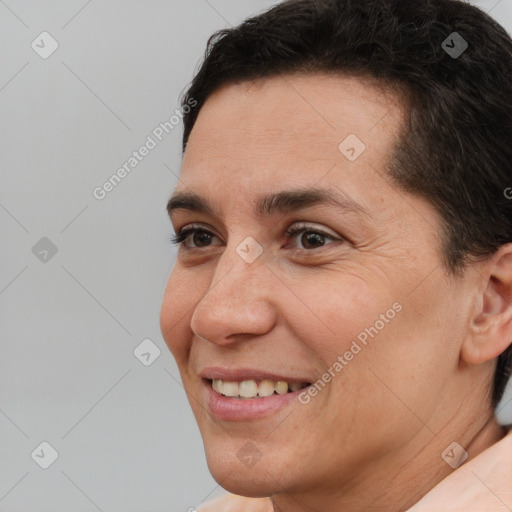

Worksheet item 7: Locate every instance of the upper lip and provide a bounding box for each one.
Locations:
[199,367,312,383]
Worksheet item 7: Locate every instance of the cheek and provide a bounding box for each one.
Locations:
[287,270,387,364]
[291,272,431,409]
[159,268,198,362]
[341,279,461,425]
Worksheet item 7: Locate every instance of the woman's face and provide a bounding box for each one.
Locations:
[160,74,476,498]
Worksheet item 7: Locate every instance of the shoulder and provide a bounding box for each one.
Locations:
[197,493,272,512]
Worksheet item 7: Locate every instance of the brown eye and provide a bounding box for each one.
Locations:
[286,223,342,251]
[192,230,214,247]
[300,231,329,249]
[170,226,221,249]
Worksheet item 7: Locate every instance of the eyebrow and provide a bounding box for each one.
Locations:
[166,187,371,220]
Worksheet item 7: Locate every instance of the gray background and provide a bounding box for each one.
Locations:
[1,1,511,511]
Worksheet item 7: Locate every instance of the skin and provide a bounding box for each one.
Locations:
[160,74,512,512]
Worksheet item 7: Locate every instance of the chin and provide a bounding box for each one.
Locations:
[203,441,289,498]
[208,468,278,498]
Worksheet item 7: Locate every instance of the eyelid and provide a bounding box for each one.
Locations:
[285,221,340,239]
[174,222,213,234]
[171,221,344,250]
[170,223,222,247]
[174,221,340,238]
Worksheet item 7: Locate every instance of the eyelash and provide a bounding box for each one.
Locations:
[169,223,341,251]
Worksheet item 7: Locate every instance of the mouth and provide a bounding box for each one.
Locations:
[208,378,311,399]
[199,370,314,421]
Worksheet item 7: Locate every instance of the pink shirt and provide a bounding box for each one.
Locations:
[198,429,512,512]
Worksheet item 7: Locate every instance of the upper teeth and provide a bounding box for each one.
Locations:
[212,379,308,398]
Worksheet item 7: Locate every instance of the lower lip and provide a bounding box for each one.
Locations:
[203,379,308,421]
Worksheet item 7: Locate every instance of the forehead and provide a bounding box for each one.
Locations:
[179,73,406,213]
[187,73,402,146]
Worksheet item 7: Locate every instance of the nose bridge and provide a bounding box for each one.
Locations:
[190,246,276,344]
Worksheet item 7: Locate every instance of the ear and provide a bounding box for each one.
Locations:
[461,244,512,365]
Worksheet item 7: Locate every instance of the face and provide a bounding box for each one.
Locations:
[160,74,476,498]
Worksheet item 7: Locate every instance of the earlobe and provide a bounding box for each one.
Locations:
[461,245,512,366]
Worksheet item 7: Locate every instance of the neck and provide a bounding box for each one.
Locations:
[465,413,506,454]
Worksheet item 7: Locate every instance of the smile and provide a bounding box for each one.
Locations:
[211,379,310,399]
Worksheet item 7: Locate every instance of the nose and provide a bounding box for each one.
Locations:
[189,249,277,346]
